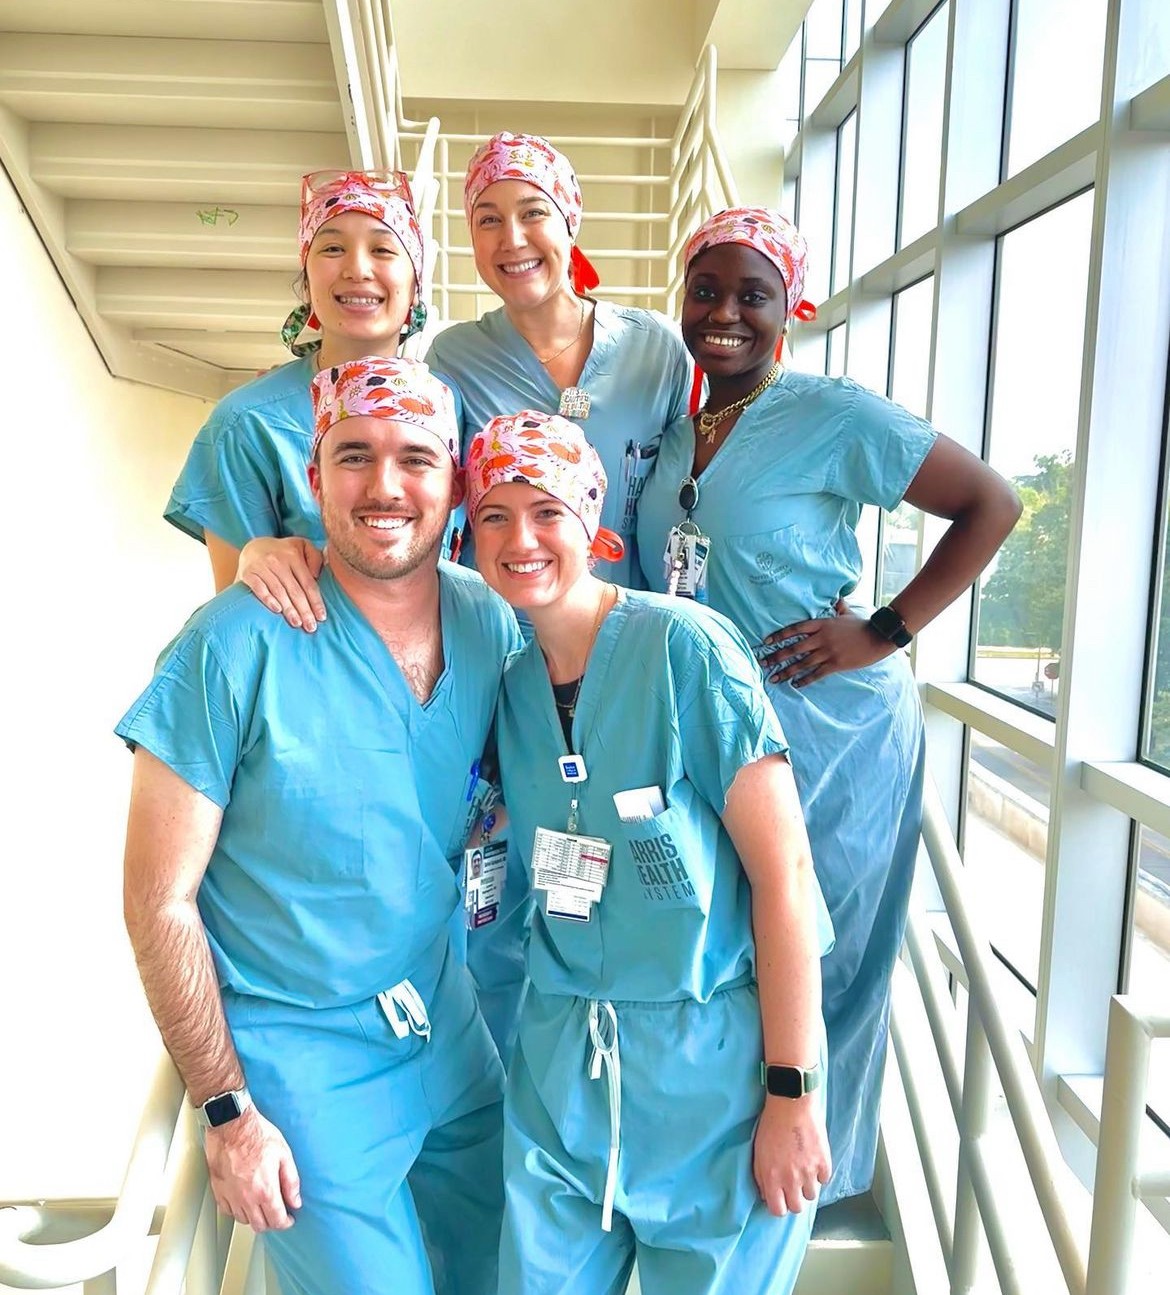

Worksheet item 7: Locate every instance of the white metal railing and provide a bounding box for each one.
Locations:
[399,45,736,324]
[890,777,1169,1294]
[0,1054,270,1294]
[663,44,740,317]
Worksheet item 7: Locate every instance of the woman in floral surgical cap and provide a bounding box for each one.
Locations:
[424,131,693,589]
[466,408,832,1295]
[638,206,1021,1208]
[166,168,436,594]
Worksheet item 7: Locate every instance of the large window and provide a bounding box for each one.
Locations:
[831,111,857,295]
[1144,403,1170,772]
[804,0,848,112]
[972,191,1094,713]
[964,732,1051,989]
[880,276,933,607]
[782,0,1170,1239]
[898,2,949,249]
[1129,826,1170,1123]
[1003,0,1110,177]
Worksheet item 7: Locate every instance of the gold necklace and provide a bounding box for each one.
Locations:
[536,297,586,367]
[696,362,781,443]
[554,583,613,720]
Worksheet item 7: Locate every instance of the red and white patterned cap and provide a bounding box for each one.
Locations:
[466,411,610,545]
[463,133,600,293]
[310,357,458,462]
[464,132,583,236]
[298,169,424,289]
[684,207,816,322]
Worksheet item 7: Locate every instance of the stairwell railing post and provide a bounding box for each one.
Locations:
[951,1010,991,1292]
[1086,996,1169,1294]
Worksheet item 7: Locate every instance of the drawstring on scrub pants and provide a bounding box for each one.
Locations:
[588,999,621,1231]
[377,979,432,1042]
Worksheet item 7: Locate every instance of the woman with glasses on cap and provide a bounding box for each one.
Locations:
[637,207,1021,1207]
[465,409,832,1295]
[167,168,432,594]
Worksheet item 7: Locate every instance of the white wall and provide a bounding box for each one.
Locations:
[0,167,212,1199]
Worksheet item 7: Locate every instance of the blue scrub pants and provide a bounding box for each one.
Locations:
[224,941,505,1295]
[499,983,822,1295]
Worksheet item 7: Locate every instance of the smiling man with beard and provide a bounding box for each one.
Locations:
[117,357,519,1295]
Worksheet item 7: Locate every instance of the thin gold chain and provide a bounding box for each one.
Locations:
[554,583,613,719]
[696,361,781,443]
[536,296,586,367]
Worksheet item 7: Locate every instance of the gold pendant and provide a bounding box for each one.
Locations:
[558,386,591,420]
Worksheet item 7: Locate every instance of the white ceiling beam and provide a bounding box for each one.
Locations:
[97,266,299,331]
[136,329,288,373]
[29,123,348,202]
[66,200,296,268]
[0,34,341,130]
[0,0,327,43]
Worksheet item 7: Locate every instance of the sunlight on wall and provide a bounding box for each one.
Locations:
[0,169,213,1198]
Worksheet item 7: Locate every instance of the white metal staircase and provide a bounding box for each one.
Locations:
[1,3,1166,1293]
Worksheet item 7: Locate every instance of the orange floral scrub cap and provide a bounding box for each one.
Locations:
[465,410,622,561]
[283,169,427,354]
[684,206,817,323]
[310,356,458,462]
[463,132,600,294]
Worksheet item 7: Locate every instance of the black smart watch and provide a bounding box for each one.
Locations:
[196,1085,253,1129]
[868,605,912,648]
[760,1061,823,1099]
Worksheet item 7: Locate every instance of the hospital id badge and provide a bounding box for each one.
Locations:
[664,525,710,598]
[464,837,507,929]
[532,825,612,912]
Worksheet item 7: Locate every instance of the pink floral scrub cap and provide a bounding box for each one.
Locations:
[465,411,622,561]
[684,206,817,322]
[285,170,427,353]
[463,133,600,293]
[310,356,458,462]
[299,169,424,286]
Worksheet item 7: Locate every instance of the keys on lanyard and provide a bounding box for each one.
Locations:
[664,475,710,600]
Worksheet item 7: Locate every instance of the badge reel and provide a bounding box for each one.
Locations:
[531,754,613,923]
[664,475,710,600]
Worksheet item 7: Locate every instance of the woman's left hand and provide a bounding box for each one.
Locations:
[758,599,896,687]
[753,1096,832,1216]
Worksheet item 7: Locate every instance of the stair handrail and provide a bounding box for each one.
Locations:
[896,777,1170,1294]
[664,44,740,316]
[0,1052,184,1288]
[1086,994,1170,1293]
[921,777,1089,1291]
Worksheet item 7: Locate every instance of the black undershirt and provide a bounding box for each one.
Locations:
[551,678,581,748]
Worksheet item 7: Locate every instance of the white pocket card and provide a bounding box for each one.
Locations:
[612,786,667,822]
[532,825,612,919]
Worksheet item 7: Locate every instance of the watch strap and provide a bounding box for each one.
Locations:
[760,1061,822,1098]
[869,605,912,648]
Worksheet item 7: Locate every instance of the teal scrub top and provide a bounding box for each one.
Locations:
[116,562,520,1009]
[166,356,321,549]
[426,301,693,589]
[636,372,938,638]
[495,590,833,1005]
[165,355,464,551]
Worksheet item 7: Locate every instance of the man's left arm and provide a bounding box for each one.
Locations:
[123,748,302,1232]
